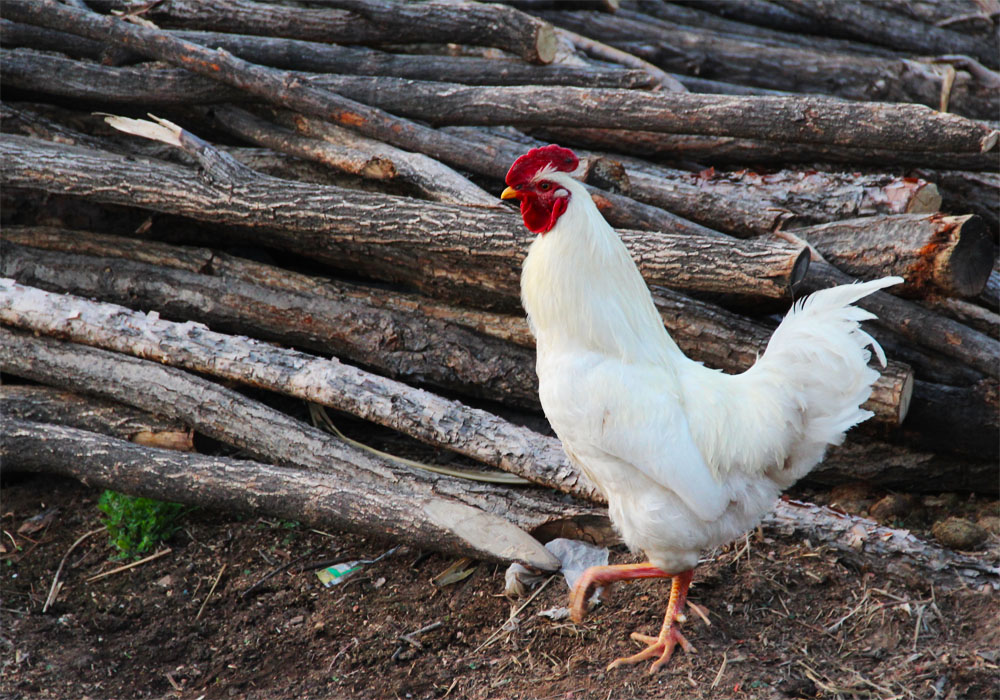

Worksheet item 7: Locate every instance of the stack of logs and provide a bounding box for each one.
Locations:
[1,0,997,582]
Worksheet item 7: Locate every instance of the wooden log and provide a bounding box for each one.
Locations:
[667,168,943,226]
[228,106,715,237]
[208,106,498,208]
[552,25,687,92]
[535,126,1000,171]
[0,227,910,425]
[627,0,905,57]
[0,20,651,88]
[794,214,995,298]
[1,419,568,569]
[899,379,1000,460]
[801,261,999,378]
[679,0,835,35]
[0,241,542,410]
[912,169,1000,236]
[2,4,997,155]
[85,0,561,65]
[0,135,809,305]
[859,0,999,39]
[624,170,792,237]
[917,296,999,339]
[768,0,997,68]
[809,436,997,493]
[535,9,998,119]
[762,499,999,591]
[1,385,194,452]
[0,327,609,566]
[0,281,599,501]
[0,49,719,236]
[0,225,538,348]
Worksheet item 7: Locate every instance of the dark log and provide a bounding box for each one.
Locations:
[1,385,194,452]
[85,0,561,65]
[624,170,792,237]
[0,227,909,426]
[667,0,835,36]
[2,4,996,156]
[552,25,687,92]
[859,0,999,39]
[1,419,571,568]
[912,169,1000,236]
[918,296,1000,337]
[0,241,541,410]
[801,261,999,378]
[768,0,997,68]
[536,126,1000,171]
[903,379,1000,461]
[0,20,651,88]
[0,135,809,305]
[809,436,997,493]
[794,214,995,298]
[534,9,998,119]
[626,0,904,57]
[0,281,602,501]
[669,168,942,226]
[979,269,1000,311]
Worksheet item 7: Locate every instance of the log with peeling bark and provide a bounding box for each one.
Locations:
[7,416,994,588]
[0,227,912,426]
[0,328,609,563]
[534,8,998,119]
[666,168,944,226]
[1,419,573,569]
[208,106,497,208]
[918,296,1000,337]
[0,282,601,501]
[913,169,1000,236]
[1,385,194,452]
[86,0,561,66]
[0,21,651,89]
[794,213,994,298]
[536,126,1000,171]
[762,499,999,591]
[0,135,809,305]
[0,242,541,410]
[3,3,997,155]
[767,0,997,67]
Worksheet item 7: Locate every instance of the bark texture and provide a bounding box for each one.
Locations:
[1,419,568,569]
[0,135,808,305]
[796,214,994,298]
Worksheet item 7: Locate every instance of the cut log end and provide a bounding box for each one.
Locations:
[535,23,559,65]
[906,182,943,214]
[936,214,994,298]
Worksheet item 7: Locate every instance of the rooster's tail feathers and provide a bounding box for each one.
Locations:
[759,275,902,484]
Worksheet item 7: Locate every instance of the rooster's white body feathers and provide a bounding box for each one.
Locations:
[521,173,900,573]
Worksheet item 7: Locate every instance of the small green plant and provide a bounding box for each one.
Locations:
[97,490,186,560]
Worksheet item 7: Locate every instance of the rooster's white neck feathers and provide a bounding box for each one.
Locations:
[520,174,685,368]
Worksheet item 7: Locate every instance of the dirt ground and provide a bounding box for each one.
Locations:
[2,471,998,700]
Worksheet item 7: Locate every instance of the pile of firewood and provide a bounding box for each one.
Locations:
[1,0,997,583]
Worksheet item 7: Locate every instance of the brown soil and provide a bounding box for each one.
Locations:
[2,473,998,700]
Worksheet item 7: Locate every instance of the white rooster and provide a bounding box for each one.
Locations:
[501,145,900,674]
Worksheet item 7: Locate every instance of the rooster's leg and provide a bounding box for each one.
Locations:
[568,562,670,623]
[607,569,696,674]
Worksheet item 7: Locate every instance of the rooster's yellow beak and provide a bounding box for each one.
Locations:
[500,186,519,200]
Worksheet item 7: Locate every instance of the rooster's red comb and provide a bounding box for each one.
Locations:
[505,145,579,186]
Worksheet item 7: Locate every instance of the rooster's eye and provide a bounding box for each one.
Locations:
[538,182,552,191]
